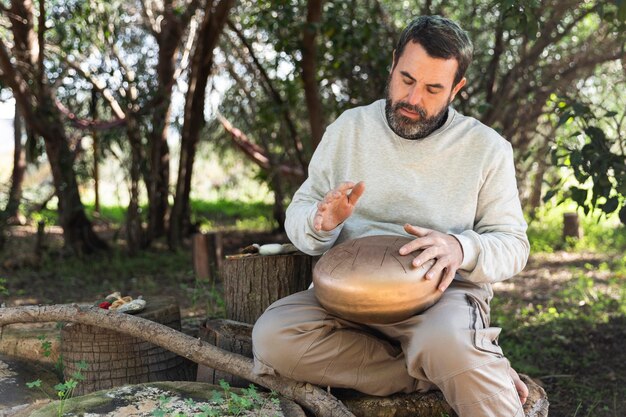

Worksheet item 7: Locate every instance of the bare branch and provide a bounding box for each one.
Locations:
[217,113,305,180]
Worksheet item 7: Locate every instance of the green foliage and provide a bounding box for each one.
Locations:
[549,93,626,223]
[0,277,8,297]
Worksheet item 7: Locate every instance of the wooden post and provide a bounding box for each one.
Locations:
[192,232,223,281]
[221,253,312,324]
[563,212,582,240]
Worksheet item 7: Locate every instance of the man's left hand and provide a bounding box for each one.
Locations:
[399,224,464,292]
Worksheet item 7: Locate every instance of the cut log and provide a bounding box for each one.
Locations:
[192,232,223,281]
[60,296,196,395]
[221,253,312,324]
[196,319,254,387]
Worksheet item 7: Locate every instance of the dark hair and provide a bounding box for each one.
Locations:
[393,15,473,86]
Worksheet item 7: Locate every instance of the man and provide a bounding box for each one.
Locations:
[252,15,530,417]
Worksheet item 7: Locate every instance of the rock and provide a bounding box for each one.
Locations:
[28,381,306,417]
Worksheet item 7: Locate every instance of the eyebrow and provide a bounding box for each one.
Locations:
[400,71,445,90]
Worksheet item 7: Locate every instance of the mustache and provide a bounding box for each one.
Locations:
[394,101,427,118]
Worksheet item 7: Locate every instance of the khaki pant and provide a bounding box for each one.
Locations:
[252,281,523,417]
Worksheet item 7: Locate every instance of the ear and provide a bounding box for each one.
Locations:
[390,50,397,73]
[450,77,466,101]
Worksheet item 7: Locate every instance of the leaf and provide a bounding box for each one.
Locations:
[619,205,626,225]
[26,380,42,388]
[570,187,588,206]
[543,189,557,203]
[600,197,619,214]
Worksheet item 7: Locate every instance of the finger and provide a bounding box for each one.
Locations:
[411,246,438,268]
[404,223,430,237]
[313,212,323,231]
[437,272,455,292]
[437,265,456,291]
[317,201,328,212]
[347,181,366,204]
[399,237,433,255]
[424,256,448,281]
[335,181,356,193]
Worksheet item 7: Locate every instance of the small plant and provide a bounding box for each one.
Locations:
[26,360,87,417]
[0,277,8,297]
[150,380,281,417]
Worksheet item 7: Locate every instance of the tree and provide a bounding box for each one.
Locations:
[169,0,235,248]
[0,0,107,254]
[140,0,201,243]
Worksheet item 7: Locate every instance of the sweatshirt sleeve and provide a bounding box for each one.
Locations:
[451,142,530,283]
[284,126,344,256]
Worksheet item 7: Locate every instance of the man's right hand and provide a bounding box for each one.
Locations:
[313,181,365,232]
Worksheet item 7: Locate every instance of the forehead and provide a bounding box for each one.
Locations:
[394,42,458,87]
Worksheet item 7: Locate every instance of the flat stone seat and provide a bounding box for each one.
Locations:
[24,381,306,417]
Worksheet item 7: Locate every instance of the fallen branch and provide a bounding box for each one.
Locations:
[0,304,355,417]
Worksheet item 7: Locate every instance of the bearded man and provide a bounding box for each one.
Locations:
[252,15,530,417]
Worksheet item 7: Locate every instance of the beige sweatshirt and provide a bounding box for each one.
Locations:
[285,99,529,295]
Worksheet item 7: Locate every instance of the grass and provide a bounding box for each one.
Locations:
[32,198,276,232]
[493,204,626,417]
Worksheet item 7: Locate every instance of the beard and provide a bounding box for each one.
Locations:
[384,82,450,140]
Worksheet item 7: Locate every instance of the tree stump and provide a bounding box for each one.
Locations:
[221,253,312,324]
[192,232,223,281]
[196,319,254,387]
[200,319,549,417]
[563,212,582,240]
[60,296,196,396]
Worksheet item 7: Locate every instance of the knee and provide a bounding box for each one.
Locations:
[252,309,287,367]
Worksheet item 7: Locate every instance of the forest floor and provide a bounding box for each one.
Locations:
[1,223,625,417]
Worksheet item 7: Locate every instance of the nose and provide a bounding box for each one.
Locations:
[406,85,423,106]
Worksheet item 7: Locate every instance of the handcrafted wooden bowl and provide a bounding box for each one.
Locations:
[313,235,443,324]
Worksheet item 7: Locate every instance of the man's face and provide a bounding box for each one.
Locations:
[385,42,466,139]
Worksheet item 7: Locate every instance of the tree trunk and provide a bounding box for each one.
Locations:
[40,107,108,254]
[0,304,356,417]
[169,0,235,248]
[91,88,100,215]
[146,37,176,244]
[221,253,313,324]
[5,105,26,223]
[126,116,145,254]
[301,0,325,151]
